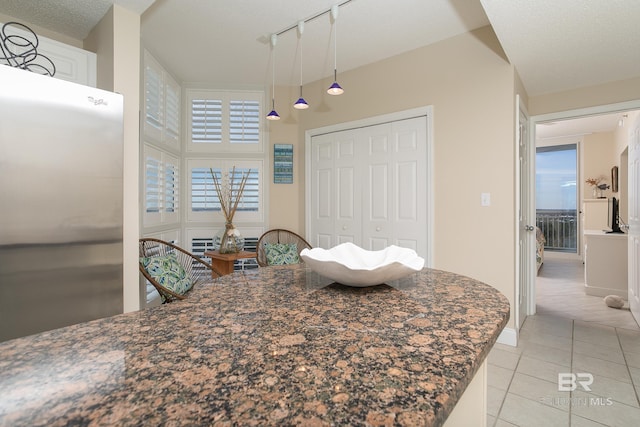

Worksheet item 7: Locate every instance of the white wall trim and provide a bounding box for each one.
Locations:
[497,327,518,347]
[532,100,640,124]
[304,106,434,267]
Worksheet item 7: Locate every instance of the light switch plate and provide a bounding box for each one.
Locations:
[481,193,491,206]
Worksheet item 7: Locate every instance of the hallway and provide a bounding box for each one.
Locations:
[536,257,639,331]
[487,257,640,426]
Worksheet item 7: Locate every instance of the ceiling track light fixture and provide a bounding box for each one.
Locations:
[266,1,352,118]
[327,4,344,96]
[293,21,309,110]
[266,33,280,121]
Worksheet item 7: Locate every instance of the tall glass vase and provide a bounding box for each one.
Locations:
[214,222,245,254]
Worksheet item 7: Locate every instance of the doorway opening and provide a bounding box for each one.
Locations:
[524,101,640,328]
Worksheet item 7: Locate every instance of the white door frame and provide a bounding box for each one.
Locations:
[515,95,534,332]
[628,114,640,326]
[523,100,640,317]
[305,106,434,267]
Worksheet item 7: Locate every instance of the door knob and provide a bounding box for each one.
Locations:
[525,225,535,231]
[376,227,381,232]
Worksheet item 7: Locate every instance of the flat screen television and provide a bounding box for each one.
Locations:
[607,197,623,233]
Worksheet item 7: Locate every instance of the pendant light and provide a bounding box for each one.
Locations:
[327,4,344,96]
[293,21,309,110]
[266,34,280,120]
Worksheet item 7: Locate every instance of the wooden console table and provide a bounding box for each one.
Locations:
[204,250,256,276]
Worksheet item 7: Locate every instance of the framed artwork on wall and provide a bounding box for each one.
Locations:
[274,144,293,184]
[611,166,618,193]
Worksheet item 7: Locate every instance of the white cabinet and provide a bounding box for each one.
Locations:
[1,21,96,87]
[584,230,628,297]
[309,117,429,259]
[583,199,608,231]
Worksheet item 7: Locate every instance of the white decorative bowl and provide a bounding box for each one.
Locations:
[300,242,425,287]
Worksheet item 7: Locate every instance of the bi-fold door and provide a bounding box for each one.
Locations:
[309,116,428,258]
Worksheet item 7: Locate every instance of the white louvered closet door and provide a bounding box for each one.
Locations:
[309,116,428,259]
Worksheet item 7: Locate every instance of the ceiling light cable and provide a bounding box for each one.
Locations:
[327,4,344,95]
[266,33,280,120]
[294,21,309,109]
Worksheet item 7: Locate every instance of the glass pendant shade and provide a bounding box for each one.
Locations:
[293,85,308,109]
[266,107,280,120]
[266,98,280,120]
[327,80,344,95]
[294,97,309,109]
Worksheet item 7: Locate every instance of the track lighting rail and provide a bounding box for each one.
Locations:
[272,0,354,38]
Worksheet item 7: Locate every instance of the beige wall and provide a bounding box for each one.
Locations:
[615,110,640,157]
[84,9,114,91]
[269,26,519,329]
[613,110,639,222]
[529,76,640,116]
[582,132,617,200]
[85,5,141,312]
[266,87,305,231]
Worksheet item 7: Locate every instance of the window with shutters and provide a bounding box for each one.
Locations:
[186,89,263,153]
[143,50,181,148]
[143,144,180,226]
[186,159,263,224]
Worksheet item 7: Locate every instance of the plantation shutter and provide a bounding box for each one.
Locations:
[191,99,222,144]
[191,167,220,211]
[145,155,162,213]
[232,168,259,211]
[165,81,180,143]
[164,161,179,214]
[144,62,163,133]
[190,167,259,213]
[229,100,260,144]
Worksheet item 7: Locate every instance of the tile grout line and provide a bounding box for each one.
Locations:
[616,326,640,408]
[493,350,522,425]
[569,318,574,426]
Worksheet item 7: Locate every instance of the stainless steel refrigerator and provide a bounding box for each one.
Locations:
[0,64,124,342]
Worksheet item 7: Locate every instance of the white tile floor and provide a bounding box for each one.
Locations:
[487,256,640,427]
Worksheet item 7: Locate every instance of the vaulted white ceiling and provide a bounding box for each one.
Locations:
[480,0,640,97]
[1,0,638,106]
[0,0,154,39]
[139,0,491,89]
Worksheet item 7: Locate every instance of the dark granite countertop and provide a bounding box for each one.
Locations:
[0,265,509,426]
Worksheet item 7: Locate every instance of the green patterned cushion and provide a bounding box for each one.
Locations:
[265,243,299,265]
[140,252,192,301]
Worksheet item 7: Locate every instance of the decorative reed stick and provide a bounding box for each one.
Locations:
[210,167,251,222]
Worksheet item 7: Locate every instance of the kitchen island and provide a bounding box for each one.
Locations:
[0,265,509,426]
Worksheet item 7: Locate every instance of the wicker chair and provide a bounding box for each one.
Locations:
[139,238,221,303]
[256,229,312,267]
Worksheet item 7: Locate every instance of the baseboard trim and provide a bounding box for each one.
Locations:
[497,327,517,347]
